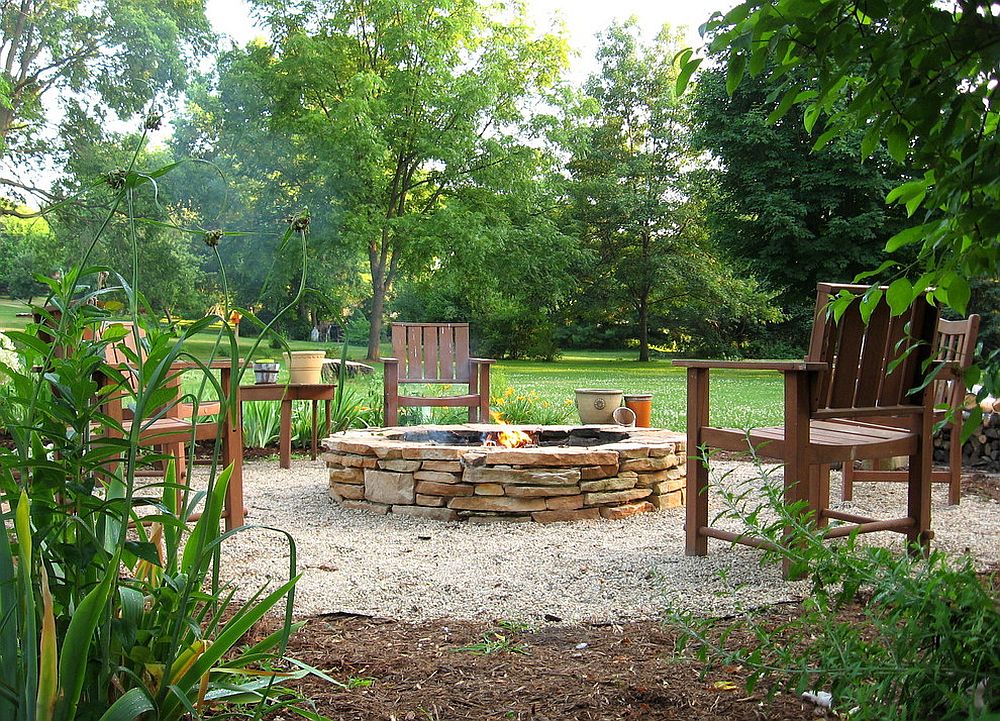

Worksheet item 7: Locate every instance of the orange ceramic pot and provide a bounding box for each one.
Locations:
[624,394,653,428]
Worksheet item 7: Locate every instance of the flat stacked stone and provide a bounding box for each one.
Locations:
[323,424,686,523]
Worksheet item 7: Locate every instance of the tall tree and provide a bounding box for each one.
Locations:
[690,63,910,340]
[249,0,569,359]
[172,47,379,336]
[678,0,998,361]
[565,21,779,360]
[0,0,213,213]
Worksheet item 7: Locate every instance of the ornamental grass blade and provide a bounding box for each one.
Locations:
[181,464,232,574]
[36,570,58,721]
[0,501,18,720]
[96,688,155,721]
[159,576,300,720]
[55,556,117,721]
[15,491,37,720]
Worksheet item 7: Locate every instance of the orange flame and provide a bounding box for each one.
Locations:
[495,428,534,448]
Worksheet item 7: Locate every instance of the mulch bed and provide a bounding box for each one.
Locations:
[260,612,812,720]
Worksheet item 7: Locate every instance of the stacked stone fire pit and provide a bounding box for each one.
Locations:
[323,424,686,523]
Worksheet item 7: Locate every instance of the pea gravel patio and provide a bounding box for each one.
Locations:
[207,459,1000,622]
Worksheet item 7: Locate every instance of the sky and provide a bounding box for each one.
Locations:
[205,0,735,82]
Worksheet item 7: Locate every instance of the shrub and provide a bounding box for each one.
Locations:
[491,385,573,425]
[672,452,999,720]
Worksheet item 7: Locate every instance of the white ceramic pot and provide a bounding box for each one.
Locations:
[574,388,624,424]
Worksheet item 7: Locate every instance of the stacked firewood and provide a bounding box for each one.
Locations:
[935,408,1000,472]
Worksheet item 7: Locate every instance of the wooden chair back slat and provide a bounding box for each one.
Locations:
[454,324,470,382]
[392,323,474,382]
[853,300,892,406]
[438,325,455,380]
[423,325,439,380]
[807,284,838,409]
[827,307,866,408]
[406,325,422,379]
[807,283,939,413]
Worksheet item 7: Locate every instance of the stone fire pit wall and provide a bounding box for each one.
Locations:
[322,425,686,523]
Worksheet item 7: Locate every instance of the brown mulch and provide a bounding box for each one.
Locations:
[260,612,813,720]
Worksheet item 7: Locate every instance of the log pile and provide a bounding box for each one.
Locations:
[935,412,1000,472]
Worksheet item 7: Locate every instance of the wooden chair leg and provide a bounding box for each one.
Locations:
[906,410,934,554]
[468,365,479,423]
[948,414,962,505]
[814,464,830,529]
[685,368,709,556]
[842,459,855,501]
[384,363,399,427]
[782,371,811,580]
[479,362,491,423]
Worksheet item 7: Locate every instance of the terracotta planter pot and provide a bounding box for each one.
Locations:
[286,351,326,385]
[624,394,653,427]
[574,388,624,424]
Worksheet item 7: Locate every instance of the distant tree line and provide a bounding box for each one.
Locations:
[4,0,989,360]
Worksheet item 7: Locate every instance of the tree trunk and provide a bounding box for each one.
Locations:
[367,282,386,361]
[638,295,650,362]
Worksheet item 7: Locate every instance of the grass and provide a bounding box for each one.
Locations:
[495,350,784,431]
[0,297,33,330]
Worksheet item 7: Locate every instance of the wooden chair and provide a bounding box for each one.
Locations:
[381,322,494,426]
[842,314,980,506]
[101,322,245,530]
[675,282,942,570]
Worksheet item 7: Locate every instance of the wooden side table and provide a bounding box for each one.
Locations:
[240,383,336,468]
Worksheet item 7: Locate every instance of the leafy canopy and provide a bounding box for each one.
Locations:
[679,0,998,321]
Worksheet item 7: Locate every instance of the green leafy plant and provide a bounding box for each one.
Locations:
[243,400,282,448]
[0,130,329,719]
[454,628,531,657]
[491,385,573,425]
[671,449,999,720]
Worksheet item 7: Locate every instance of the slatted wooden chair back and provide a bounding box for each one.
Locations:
[806,282,939,414]
[931,316,980,409]
[391,323,472,384]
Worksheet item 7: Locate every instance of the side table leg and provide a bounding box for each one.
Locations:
[280,399,292,469]
[311,400,319,460]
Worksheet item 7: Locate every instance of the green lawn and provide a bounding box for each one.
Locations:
[0,297,33,330]
[495,350,783,432]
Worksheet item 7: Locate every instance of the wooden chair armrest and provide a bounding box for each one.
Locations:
[380,357,400,365]
[673,359,828,372]
[470,357,496,365]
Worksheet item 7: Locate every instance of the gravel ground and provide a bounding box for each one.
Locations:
[205,459,1000,623]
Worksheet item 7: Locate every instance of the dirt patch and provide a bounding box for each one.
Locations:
[261,613,811,720]
[965,472,1000,502]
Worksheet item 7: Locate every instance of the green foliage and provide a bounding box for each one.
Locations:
[243,401,282,448]
[0,0,212,206]
[0,215,57,300]
[490,385,573,425]
[673,454,999,720]
[563,21,781,360]
[0,140,328,718]
[683,0,999,387]
[178,0,573,358]
[689,62,910,345]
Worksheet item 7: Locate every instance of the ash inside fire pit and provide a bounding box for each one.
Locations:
[323,424,687,524]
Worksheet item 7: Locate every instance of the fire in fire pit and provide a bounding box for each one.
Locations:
[483,428,538,448]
